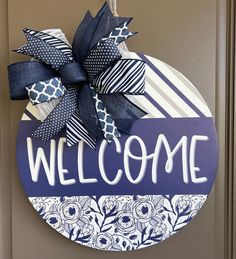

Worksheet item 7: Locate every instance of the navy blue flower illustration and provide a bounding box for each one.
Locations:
[93,233,113,250]
[29,194,207,251]
[132,198,155,223]
[59,199,83,224]
[44,212,64,232]
[116,212,136,233]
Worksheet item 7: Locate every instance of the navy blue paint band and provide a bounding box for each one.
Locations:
[17,118,218,197]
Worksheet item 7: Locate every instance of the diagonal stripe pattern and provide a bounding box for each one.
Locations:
[92,59,146,94]
[16,29,73,69]
[66,109,96,149]
[23,29,73,60]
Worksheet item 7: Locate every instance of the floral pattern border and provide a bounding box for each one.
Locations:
[29,195,207,251]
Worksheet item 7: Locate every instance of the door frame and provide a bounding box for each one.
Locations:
[0,0,12,258]
[224,0,236,258]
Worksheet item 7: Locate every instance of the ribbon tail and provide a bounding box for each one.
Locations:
[16,28,73,70]
[76,82,104,139]
[99,20,137,46]
[99,93,147,134]
[90,87,121,142]
[32,87,77,141]
[76,83,120,143]
[72,2,131,63]
[66,109,96,149]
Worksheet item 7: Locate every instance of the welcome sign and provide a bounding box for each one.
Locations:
[16,53,218,251]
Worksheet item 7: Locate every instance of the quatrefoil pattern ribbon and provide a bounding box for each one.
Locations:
[8,3,146,149]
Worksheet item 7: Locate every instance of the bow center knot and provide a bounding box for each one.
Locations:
[60,62,87,86]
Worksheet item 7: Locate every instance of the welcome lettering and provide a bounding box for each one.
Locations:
[26,134,209,187]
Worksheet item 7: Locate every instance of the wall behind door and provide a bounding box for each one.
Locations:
[0,1,229,259]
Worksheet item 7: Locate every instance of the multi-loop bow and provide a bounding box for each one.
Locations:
[8,3,146,149]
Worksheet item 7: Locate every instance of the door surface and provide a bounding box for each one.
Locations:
[0,0,232,259]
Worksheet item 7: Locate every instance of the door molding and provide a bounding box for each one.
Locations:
[215,0,227,257]
[0,0,12,258]
[215,0,236,259]
[225,0,236,258]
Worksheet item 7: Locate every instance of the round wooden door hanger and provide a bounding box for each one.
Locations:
[17,53,218,251]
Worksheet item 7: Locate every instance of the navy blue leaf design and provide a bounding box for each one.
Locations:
[141,227,147,240]
[162,205,173,213]
[38,207,44,215]
[69,228,74,239]
[107,217,119,225]
[89,207,97,213]
[129,235,138,240]
[122,241,127,248]
[102,206,107,215]
[149,228,154,236]
[179,217,193,224]
[102,226,112,232]
[155,234,164,239]
[95,215,99,226]
[150,233,164,242]
[76,229,81,237]
[75,234,91,243]
[106,206,117,217]
[179,205,190,217]
[176,205,180,214]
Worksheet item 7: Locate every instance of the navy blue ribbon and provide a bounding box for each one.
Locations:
[8,61,57,100]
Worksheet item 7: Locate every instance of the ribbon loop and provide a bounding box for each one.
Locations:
[25,77,66,105]
[83,39,122,80]
[8,61,57,100]
[93,59,146,94]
